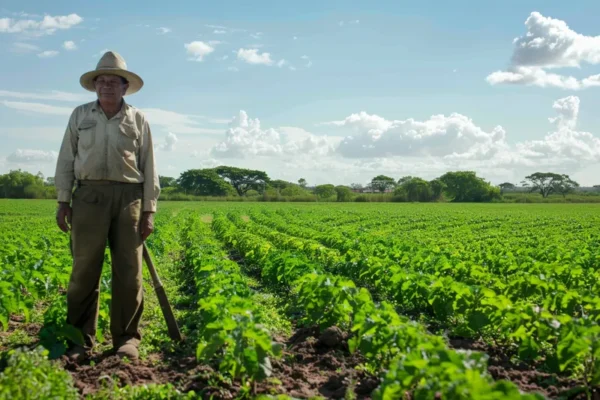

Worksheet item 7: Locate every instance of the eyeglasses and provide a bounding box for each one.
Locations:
[94,80,124,88]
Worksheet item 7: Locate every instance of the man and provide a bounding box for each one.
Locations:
[54,51,160,362]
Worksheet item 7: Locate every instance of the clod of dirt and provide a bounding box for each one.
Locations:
[318,326,344,348]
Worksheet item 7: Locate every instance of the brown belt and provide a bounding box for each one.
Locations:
[77,180,141,186]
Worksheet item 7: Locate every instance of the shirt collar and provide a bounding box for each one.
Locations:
[91,99,130,119]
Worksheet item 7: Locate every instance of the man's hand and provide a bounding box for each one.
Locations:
[56,202,72,233]
[141,212,154,241]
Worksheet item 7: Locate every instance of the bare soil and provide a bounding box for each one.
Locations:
[449,337,599,400]
[59,325,378,399]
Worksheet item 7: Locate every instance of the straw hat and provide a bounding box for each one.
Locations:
[80,51,143,95]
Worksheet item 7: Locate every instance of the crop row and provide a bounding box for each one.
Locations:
[210,212,544,399]
[226,210,600,389]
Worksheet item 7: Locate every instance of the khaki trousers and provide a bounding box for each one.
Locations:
[67,182,144,350]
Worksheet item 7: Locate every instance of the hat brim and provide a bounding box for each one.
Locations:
[80,68,144,96]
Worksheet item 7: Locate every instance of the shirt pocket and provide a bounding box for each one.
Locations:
[77,119,97,151]
[118,122,140,154]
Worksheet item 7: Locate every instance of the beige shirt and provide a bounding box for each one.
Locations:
[55,100,160,212]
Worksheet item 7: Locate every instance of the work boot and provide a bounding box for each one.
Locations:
[66,344,89,363]
[116,343,139,361]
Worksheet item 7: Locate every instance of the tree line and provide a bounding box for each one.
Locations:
[0,167,595,202]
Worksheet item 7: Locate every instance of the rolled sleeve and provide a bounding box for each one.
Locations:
[140,120,160,212]
[54,112,78,203]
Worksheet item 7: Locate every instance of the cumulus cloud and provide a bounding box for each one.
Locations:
[63,40,76,50]
[0,14,83,36]
[184,41,215,61]
[7,149,57,163]
[514,96,600,166]
[324,96,600,174]
[487,12,600,89]
[38,50,58,58]
[157,132,178,151]
[210,111,340,158]
[237,48,273,65]
[548,95,579,129]
[328,111,508,160]
[157,27,171,35]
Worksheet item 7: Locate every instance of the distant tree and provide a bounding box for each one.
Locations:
[439,171,500,202]
[371,175,396,193]
[594,185,600,192]
[298,178,307,188]
[159,175,176,188]
[314,184,336,200]
[498,182,516,194]
[522,172,578,198]
[270,180,305,196]
[335,185,353,202]
[552,175,579,198]
[350,183,364,192]
[177,169,235,196]
[397,176,415,185]
[0,169,45,198]
[404,178,432,202]
[45,177,55,186]
[214,166,270,196]
[281,184,307,196]
[429,178,446,201]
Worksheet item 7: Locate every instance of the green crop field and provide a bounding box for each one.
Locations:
[1,199,599,399]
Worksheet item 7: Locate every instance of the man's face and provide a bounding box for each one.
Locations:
[94,74,128,104]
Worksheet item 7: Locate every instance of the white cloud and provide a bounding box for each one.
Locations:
[237,48,273,65]
[487,12,600,90]
[0,90,92,102]
[8,12,42,18]
[1,100,72,115]
[339,20,360,27]
[11,42,39,53]
[62,40,76,50]
[210,111,340,158]
[0,13,83,36]
[185,41,215,61]
[227,66,239,72]
[324,96,600,176]
[157,27,171,35]
[157,132,178,151]
[7,149,57,163]
[37,50,58,58]
[92,48,109,58]
[486,67,600,90]
[301,55,313,68]
[213,29,226,34]
[548,95,579,129]
[0,96,227,131]
[293,36,298,40]
[250,32,263,39]
[514,96,600,165]
[141,108,226,135]
[329,111,508,160]
[277,59,287,68]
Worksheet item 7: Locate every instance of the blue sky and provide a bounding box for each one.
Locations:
[1,0,600,186]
